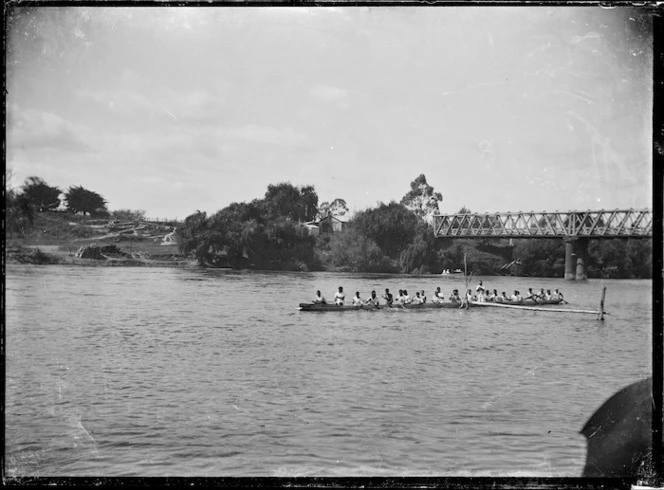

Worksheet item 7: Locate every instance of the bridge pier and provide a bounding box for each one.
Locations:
[575,238,589,281]
[564,239,576,280]
[564,238,588,281]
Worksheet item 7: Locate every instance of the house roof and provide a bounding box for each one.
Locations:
[305,215,349,226]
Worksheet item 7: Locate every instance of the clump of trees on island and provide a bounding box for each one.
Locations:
[177,183,319,270]
[176,175,447,272]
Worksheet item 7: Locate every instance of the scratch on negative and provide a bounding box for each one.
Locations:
[77,419,100,455]
[162,106,177,120]
[587,426,602,439]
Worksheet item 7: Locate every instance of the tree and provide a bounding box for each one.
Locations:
[177,211,210,258]
[176,183,320,270]
[6,190,35,237]
[351,202,419,259]
[22,176,61,212]
[399,221,438,273]
[400,174,443,223]
[326,229,397,273]
[64,185,108,216]
[512,239,565,277]
[318,198,349,218]
[264,182,319,222]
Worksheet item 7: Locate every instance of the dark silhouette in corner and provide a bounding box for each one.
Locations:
[581,377,661,477]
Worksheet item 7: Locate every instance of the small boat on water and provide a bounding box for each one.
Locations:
[440,268,466,278]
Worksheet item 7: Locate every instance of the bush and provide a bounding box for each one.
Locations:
[326,229,398,273]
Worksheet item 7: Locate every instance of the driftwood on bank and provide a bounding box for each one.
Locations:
[74,244,135,260]
[74,220,178,244]
[75,245,106,259]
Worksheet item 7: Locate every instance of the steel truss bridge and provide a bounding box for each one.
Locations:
[432,208,652,281]
[433,209,652,239]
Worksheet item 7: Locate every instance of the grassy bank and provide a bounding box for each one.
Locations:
[6,212,192,267]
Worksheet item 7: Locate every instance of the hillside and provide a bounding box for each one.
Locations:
[6,212,192,266]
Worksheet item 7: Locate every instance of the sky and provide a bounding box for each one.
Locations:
[6,6,653,220]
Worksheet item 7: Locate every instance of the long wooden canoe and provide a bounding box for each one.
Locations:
[299,298,566,311]
[298,301,464,311]
[298,298,605,316]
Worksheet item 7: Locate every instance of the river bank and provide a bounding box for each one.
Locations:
[6,244,196,268]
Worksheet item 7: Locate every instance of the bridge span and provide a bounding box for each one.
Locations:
[432,209,652,280]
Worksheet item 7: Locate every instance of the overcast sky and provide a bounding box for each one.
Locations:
[6,6,653,220]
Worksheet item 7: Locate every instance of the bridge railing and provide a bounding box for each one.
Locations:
[433,209,652,238]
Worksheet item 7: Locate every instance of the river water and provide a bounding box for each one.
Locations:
[5,265,653,477]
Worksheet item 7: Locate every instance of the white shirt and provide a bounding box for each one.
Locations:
[334,291,345,305]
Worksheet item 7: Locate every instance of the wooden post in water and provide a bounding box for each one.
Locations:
[598,286,606,321]
[463,253,468,290]
[463,254,470,309]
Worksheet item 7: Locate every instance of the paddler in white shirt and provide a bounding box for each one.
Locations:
[413,291,424,304]
[334,286,345,306]
[476,280,485,298]
[313,290,327,304]
[352,291,363,306]
[365,290,380,306]
[402,290,412,304]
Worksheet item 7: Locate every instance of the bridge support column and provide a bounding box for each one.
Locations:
[564,239,576,280]
[575,238,589,281]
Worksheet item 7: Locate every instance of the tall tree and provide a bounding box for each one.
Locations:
[264,182,319,222]
[352,202,419,259]
[400,174,443,223]
[22,176,61,212]
[318,198,349,218]
[6,190,35,237]
[64,185,108,216]
[177,210,209,257]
